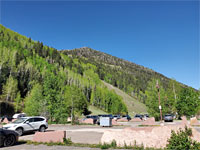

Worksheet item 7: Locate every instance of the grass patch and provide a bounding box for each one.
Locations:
[89,105,108,115]
[192,125,200,127]
[24,139,164,150]
[102,81,147,117]
[0,123,7,125]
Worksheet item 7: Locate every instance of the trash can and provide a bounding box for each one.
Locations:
[100,117,112,127]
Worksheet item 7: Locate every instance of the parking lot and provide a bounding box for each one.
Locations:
[1,120,200,150]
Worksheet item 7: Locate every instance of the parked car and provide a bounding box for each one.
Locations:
[134,114,143,120]
[12,113,26,119]
[113,115,121,120]
[122,115,131,121]
[3,116,48,136]
[164,114,173,122]
[0,128,19,147]
[98,114,113,119]
[143,114,149,120]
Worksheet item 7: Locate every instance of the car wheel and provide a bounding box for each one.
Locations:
[16,128,23,136]
[3,134,16,147]
[39,126,46,132]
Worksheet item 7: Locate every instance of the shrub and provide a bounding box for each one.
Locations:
[100,143,112,149]
[63,137,73,145]
[166,126,200,150]
[110,140,117,148]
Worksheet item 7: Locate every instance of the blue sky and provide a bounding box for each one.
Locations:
[1,1,199,89]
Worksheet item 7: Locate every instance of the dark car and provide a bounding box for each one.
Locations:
[0,128,19,147]
[134,114,144,120]
[122,115,131,121]
[98,114,113,119]
[164,114,173,122]
[113,115,121,120]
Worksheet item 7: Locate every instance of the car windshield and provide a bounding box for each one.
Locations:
[165,115,172,117]
[12,118,27,124]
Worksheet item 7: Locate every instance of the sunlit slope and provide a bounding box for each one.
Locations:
[102,81,147,117]
[88,105,108,115]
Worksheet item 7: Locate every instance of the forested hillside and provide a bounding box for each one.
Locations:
[62,48,200,120]
[0,25,199,121]
[0,25,127,122]
[62,47,186,102]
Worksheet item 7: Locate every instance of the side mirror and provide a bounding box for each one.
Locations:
[25,121,29,124]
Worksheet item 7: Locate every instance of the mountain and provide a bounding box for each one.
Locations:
[0,25,128,122]
[1,24,197,121]
[61,47,187,104]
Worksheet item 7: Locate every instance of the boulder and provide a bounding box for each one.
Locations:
[190,117,200,126]
[181,116,188,126]
[117,118,128,122]
[130,118,142,122]
[112,119,120,126]
[141,117,155,126]
[3,118,9,124]
[80,118,94,124]
[101,125,200,148]
[33,131,66,143]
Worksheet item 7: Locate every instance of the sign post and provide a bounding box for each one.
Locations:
[156,80,162,121]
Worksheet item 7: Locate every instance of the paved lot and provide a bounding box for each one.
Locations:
[2,144,101,150]
[1,120,200,150]
[19,125,124,144]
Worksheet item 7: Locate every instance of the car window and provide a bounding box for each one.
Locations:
[13,118,26,124]
[27,118,34,123]
[34,118,44,122]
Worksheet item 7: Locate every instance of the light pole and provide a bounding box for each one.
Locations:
[156,80,162,121]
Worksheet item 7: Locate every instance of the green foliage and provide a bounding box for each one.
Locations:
[64,85,88,123]
[145,79,168,120]
[63,137,73,145]
[167,126,200,150]
[24,83,44,116]
[62,47,187,103]
[0,24,197,122]
[100,143,112,149]
[176,87,200,117]
[14,92,23,112]
[0,25,128,120]
[2,76,18,102]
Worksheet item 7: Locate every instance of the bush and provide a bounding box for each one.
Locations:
[167,126,200,150]
[100,143,112,149]
[63,138,73,145]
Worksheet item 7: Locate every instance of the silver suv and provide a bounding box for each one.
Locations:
[3,116,48,136]
[164,114,173,122]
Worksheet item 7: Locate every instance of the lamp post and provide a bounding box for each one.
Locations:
[156,80,162,121]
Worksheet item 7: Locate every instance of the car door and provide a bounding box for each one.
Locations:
[33,118,44,130]
[23,118,35,131]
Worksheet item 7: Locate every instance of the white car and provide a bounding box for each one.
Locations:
[12,113,26,119]
[3,116,48,136]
